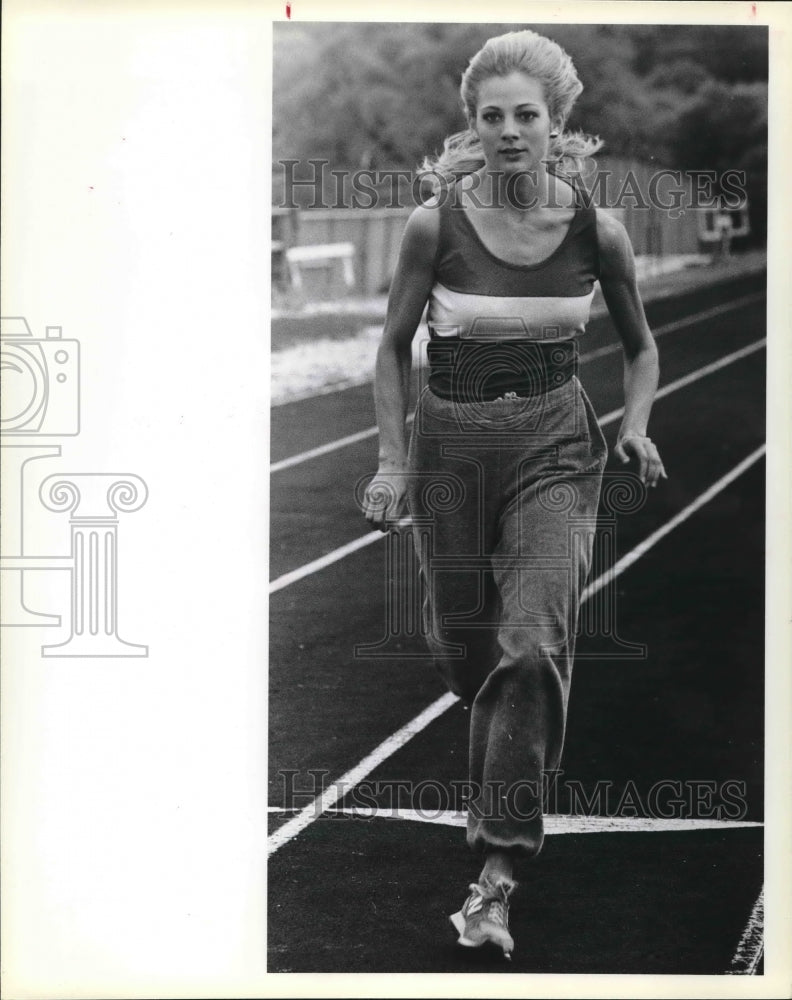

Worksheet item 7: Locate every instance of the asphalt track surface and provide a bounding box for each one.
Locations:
[268,270,766,974]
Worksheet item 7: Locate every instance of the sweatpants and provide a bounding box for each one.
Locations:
[406,375,607,858]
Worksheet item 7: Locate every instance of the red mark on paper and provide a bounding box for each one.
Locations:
[286,2,291,17]
[751,2,757,15]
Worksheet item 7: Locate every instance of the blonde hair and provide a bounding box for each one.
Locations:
[422,29,603,182]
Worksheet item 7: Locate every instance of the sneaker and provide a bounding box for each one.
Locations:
[449,876,516,959]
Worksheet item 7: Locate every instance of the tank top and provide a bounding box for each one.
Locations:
[426,177,600,401]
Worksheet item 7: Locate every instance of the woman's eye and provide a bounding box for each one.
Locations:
[480,110,538,124]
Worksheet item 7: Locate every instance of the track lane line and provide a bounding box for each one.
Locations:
[583,443,766,603]
[270,338,766,594]
[269,531,391,595]
[271,292,764,472]
[267,693,459,857]
[267,444,765,857]
[727,887,764,974]
[596,338,765,426]
[267,807,763,834]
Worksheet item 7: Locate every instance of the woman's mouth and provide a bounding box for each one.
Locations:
[500,148,525,156]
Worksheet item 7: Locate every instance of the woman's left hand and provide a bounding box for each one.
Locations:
[614,434,667,487]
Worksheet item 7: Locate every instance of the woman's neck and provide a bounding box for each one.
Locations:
[472,163,562,214]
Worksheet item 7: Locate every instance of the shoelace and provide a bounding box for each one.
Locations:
[467,883,509,926]
[486,898,506,926]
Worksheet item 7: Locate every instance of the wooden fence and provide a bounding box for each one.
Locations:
[274,156,743,300]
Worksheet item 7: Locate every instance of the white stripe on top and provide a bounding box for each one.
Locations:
[427,282,595,341]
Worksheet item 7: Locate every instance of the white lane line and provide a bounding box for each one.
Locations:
[274,373,376,408]
[584,443,766,603]
[266,692,459,858]
[727,888,764,974]
[271,292,764,472]
[271,421,407,474]
[269,515,412,595]
[268,806,762,834]
[269,531,385,595]
[596,338,765,426]
[269,338,766,594]
[580,291,764,363]
[267,445,764,857]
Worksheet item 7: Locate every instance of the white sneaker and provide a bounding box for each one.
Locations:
[449,876,516,959]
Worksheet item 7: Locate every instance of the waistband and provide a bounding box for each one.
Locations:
[420,372,584,417]
[425,339,578,403]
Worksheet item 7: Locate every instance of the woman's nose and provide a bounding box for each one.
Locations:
[500,116,519,138]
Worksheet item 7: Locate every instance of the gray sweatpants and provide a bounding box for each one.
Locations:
[407,375,607,858]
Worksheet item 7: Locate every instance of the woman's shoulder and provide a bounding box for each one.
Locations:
[595,207,628,240]
[595,208,636,279]
[402,200,442,257]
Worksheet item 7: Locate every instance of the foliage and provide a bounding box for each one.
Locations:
[272,22,768,237]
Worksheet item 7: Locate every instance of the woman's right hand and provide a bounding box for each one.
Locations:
[364,204,438,534]
[362,468,409,533]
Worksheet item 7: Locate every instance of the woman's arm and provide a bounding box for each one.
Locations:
[363,204,439,531]
[596,209,668,487]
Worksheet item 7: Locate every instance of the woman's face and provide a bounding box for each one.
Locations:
[472,72,559,176]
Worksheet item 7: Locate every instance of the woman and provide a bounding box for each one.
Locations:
[362,28,666,960]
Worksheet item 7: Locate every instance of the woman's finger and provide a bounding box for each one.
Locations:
[629,442,647,483]
[365,501,389,531]
[615,438,669,486]
[614,441,629,464]
[363,480,406,531]
[646,449,667,487]
[365,501,389,532]
[648,461,661,487]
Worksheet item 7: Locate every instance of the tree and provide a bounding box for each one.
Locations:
[272,21,768,241]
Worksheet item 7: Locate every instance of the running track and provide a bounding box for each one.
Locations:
[268,271,765,974]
